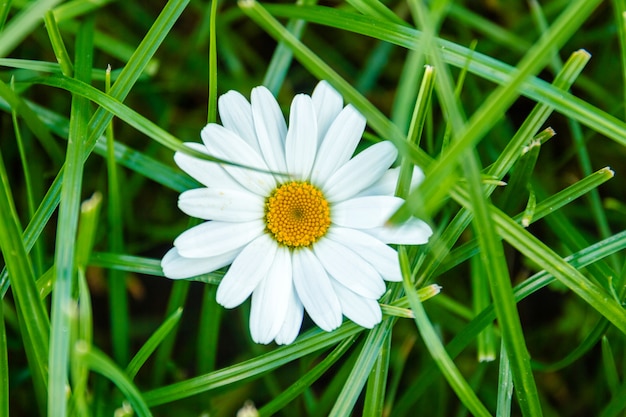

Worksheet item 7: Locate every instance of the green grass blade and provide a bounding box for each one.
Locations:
[143,325,363,406]
[362,330,391,416]
[394,230,626,414]
[462,150,542,416]
[126,307,183,380]
[75,342,153,417]
[0,147,49,415]
[43,10,73,77]
[0,301,9,417]
[329,322,391,417]
[258,336,355,416]
[495,341,514,417]
[261,4,626,149]
[207,0,218,123]
[196,286,220,374]
[48,15,94,417]
[399,248,492,417]
[105,66,129,366]
[0,0,63,58]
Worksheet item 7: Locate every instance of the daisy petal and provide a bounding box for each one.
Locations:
[311,105,366,184]
[332,196,403,229]
[218,90,261,154]
[285,94,317,179]
[313,238,385,299]
[363,217,433,244]
[327,227,402,282]
[174,220,264,258]
[216,234,277,308]
[356,165,426,197]
[332,280,382,329]
[312,81,343,143]
[250,246,292,344]
[324,141,398,202]
[201,124,276,195]
[251,86,288,172]
[161,247,238,279]
[178,188,264,222]
[174,143,243,190]
[292,248,342,332]
[274,285,304,345]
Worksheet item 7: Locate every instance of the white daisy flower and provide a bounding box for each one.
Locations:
[161,81,433,345]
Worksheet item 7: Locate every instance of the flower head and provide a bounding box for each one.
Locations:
[161,81,432,344]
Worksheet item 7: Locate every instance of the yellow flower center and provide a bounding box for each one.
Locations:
[265,181,331,248]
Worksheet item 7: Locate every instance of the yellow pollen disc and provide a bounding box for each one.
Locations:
[265,181,331,248]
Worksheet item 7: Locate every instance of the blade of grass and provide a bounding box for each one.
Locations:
[105,65,129,366]
[11,82,44,277]
[260,4,626,150]
[207,0,218,123]
[70,192,101,417]
[329,321,392,417]
[144,325,362,406]
[0,0,11,32]
[393,230,626,415]
[496,341,514,417]
[48,14,94,417]
[44,10,73,77]
[258,336,356,416]
[0,0,192,299]
[126,307,183,380]
[74,342,154,417]
[0,77,65,165]
[362,329,391,416]
[462,149,542,416]
[263,0,317,94]
[0,145,49,415]
[399,247,492,417]
[0,301,8,417]
[0,0,63,57]
[196,286,220,374]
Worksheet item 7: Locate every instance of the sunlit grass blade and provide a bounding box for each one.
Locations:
[0,148,49,415]
[396,65,435,198]
[397,0,602,222]
[126,307,183,380]
[43,10,73,77]
[329,322,391,416]
[262,4,626,148]
[144,325,364,406]
[69,192,100,416]
[48,15,94,417]
[420,49,589,282]
[105,66,129,366]
[472,256,496,362]
[496,341,514,417]
[363,330,391,416]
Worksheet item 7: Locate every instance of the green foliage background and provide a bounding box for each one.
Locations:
[1,0,626,416]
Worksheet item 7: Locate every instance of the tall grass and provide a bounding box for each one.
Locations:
[1,0,625,416]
